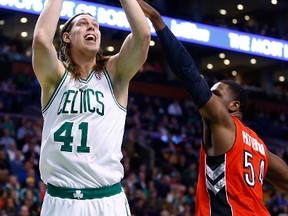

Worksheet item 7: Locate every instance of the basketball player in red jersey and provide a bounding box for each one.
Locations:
[137,0,288,215]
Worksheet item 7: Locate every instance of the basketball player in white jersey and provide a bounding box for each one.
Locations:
[32,0,150,215]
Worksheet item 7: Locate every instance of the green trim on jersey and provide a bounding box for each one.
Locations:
[103,68,127,112]
[47,182,122,200]
[42,71,68,114]
[79,70,95,84]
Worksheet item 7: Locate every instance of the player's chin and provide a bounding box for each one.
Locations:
[84,43,99,52]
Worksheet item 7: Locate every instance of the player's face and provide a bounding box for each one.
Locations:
[65,14,101,54]
[211,82,233,109]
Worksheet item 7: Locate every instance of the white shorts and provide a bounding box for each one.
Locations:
[40,188,131,216]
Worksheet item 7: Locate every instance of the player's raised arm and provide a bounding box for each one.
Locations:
[32,0,65,103]
[112,0,151,83]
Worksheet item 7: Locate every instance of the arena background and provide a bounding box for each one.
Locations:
[0,0,287,215]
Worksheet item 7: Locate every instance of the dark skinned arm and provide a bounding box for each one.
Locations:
[265,151,288,192]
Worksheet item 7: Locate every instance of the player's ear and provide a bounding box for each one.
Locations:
[62,32,71,43]
[229,100,240,112]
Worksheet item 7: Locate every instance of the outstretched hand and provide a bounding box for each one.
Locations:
[136,0,155,18]
[136,0,166,31]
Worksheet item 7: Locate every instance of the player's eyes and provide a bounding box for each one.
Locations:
[79,21,88,26]
[212,90,221,97]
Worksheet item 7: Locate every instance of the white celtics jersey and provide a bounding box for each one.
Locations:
[40,70,127,188]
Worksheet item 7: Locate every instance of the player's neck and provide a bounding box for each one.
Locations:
[71,54,96,79]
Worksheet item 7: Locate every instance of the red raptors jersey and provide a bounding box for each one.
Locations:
[196,117,270,216]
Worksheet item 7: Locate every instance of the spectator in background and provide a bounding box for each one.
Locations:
[10,150,25,177]
[19,177,40,215]
[6,141,17,162]
[167,100,183,116]
[21,136,40,166]
[16,119,35,150]
[0,128,16,150]
[2,196,18,215]
[4,175,21,199]
[0,145,11,185]
[17,160,38,187]
[2,115,15,136]
[18,204,31,216]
